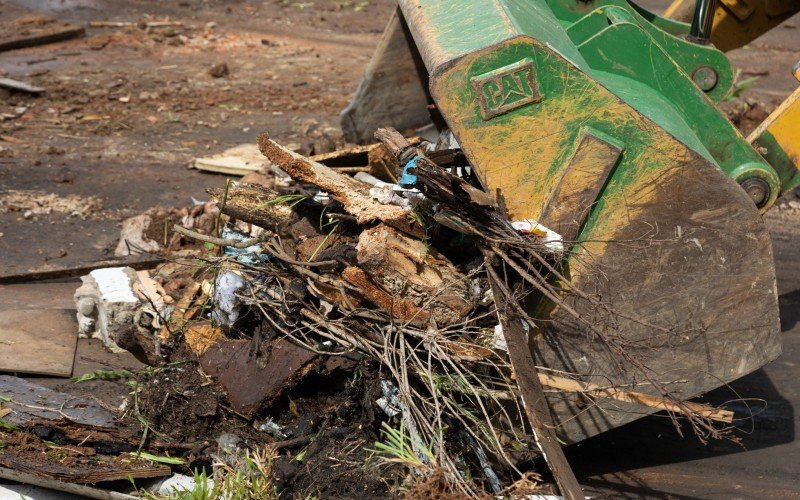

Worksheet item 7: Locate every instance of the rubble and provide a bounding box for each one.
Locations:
[74,267,145,352]
[0,129,751,498]
[38,126,736,497]
[74,266,172,361]
[115,203,219,256]
[0,190,104,219]
[208,62,229,78]
[115,214,162,256]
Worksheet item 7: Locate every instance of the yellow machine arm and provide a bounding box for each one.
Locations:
[749,66,800,188]
[664,0,800,52]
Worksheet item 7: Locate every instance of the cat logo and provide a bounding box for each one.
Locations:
[472,59,542,120]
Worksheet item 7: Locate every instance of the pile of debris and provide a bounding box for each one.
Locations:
[0,127,736,498]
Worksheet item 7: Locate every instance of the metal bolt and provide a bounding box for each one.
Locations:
[692,66,718,92]
[739,177,771,208]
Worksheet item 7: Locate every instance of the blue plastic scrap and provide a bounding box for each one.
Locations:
[399,154,424,188]
[221,227,269,265]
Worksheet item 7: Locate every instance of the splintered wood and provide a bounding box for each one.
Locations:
[208,183,296,230]
[355,224,471,326]
[538,373,734,424]
[257,133,421,236]
[0,376,170,484]
[142,127,743,498]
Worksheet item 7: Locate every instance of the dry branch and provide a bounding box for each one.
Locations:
[538,373,734,424]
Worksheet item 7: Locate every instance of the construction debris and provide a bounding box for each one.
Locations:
[74,267,171,358]
[115,203,219,257]
[0,130,750,497]
[194,144,267,175]
[0,78,45,95]
[0,125,735,498]
[0,5,85,53]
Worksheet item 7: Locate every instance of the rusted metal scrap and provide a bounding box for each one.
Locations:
[199,337,319,417]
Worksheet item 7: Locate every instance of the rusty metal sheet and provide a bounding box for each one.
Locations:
[199,338,317,416]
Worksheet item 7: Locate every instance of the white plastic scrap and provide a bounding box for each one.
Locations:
[259,418,288,439]
[355,172,415,209]
[376,379,402,417]
[511,219,564,253]
[212,271,248,327]
[353,172,426,210]
[146,474,214,497]
[492,324,508,352]
[492,319,529,352]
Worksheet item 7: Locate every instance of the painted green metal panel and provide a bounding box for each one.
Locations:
[560,3,733,102]
[398,0,782,207]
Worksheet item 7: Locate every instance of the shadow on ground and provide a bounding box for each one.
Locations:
[559,287,800,498]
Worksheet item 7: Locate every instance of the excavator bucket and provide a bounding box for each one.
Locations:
[342,0,784,443]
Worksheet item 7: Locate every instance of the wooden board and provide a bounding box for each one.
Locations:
[0,3,84,53]
[194,143,266,175]
[0,374,117,428]
[0,468,137,500]
[0,256,164,284]
[0,309,77,377]
[200,337,317,416]
[0,282,78,310]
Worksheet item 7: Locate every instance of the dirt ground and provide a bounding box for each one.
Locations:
[1,0,800,498]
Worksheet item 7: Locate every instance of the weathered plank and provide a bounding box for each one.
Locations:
[486,266,585,500]
[0,7,84,53]
[0,466,138,499]
[0,310,77,377]
[258,133,422,237]
[207,183,296,230]
[0,375,117,428]
[0,445,170,484]
[0,282,78,310]
[0,256,164,285]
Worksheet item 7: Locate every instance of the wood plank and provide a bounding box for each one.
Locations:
[0,256,164,284]
[199,337,317,416]
[538,372,734,424]
[0,447,170,485]
[486,263,585,500]
[0,4,84,53]
[0,375,116,428]
[207,183,296,230]
[0,467,137,500]
[0,282,78,310]
[0,310,77,377]
[194,143,266,175]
